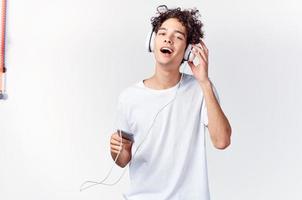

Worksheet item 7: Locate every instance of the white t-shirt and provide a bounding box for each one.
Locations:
[115,73,220,200]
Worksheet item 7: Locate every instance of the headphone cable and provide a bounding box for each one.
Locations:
[80,63,188,191]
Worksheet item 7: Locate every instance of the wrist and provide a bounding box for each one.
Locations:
[199,78,211,88]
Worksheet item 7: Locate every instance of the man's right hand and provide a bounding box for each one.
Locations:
[110,132,133,168]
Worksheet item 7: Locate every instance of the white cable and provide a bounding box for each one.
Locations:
[80,129,126,191]
[80,63,187,191]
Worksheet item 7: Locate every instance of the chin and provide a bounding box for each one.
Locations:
[154,54,182,67]
[157,58,173,66]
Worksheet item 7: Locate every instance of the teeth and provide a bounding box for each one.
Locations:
[162,47,172,52]
[161,47,173,53]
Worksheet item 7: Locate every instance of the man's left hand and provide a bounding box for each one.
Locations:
[188,39,210,85]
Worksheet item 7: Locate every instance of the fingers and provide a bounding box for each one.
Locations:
[112,132,132,144]
[111,149,121,155]
[188,60,195,68]
[188,61,197,72]
[111,136,122,145]
[111,143,122,154]
[188,61,199,75]
[192,39,209,64]
[110,132,132,154]
[112,132,123,140]
[110,133,123,154]
[192,47,206,64]
[111,144,122,154]
[199,39,209,54]
[192,45,208,64]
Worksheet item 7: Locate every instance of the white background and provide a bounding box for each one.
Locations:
[1,0,302,199]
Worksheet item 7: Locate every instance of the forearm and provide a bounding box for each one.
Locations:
[200,80,232,149]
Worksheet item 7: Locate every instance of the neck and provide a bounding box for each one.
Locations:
[149,64,181,90]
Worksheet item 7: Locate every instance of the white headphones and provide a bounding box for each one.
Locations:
[145,30,195,62]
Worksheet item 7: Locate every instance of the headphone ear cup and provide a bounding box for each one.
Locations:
[184,44,195,61]
[146,31,155,52]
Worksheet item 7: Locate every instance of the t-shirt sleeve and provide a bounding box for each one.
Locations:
[114,93,132,134]
[201,80,220,127]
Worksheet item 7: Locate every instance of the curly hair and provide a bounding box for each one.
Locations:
[151,5,204,46]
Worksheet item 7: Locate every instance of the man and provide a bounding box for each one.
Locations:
[110,5,232,200]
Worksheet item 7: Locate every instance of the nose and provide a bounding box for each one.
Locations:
[164,37,173,45]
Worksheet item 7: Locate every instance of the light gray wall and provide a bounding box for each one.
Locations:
[0,0,301,199]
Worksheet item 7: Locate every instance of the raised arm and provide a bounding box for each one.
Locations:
[188,40,232,150]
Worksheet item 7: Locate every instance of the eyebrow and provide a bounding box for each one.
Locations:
[158,27,186,38]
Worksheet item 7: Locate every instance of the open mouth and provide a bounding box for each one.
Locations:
[160,47,173,55]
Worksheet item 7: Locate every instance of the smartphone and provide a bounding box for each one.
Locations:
[118,130,134,142]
